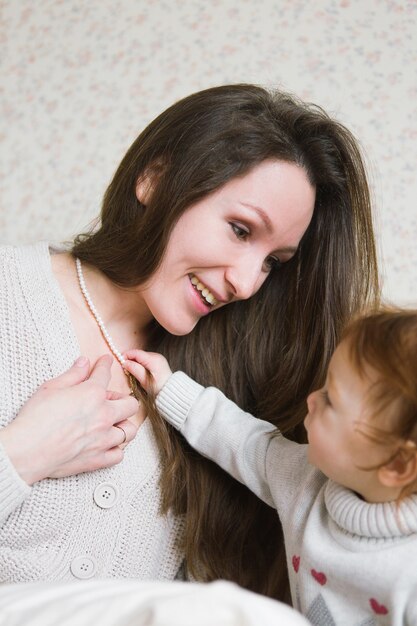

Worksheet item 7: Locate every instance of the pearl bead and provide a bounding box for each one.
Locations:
[75,259,132,384]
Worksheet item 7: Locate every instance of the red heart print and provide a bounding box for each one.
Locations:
[311,569,327,585]
[292,555,300,573]
[369,598,388,615]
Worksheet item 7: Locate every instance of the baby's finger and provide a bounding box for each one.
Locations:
[123,359,150,389]
[125,349,171,378]
[124,349,168,369]
[124,349,153,366]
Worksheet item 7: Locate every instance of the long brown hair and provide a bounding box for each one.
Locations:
[73,84,379,600]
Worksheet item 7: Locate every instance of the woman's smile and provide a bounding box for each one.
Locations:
[188,274,215,315]
[189,274,219,307]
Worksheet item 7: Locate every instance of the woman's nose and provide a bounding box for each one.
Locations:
[225,259,264,300]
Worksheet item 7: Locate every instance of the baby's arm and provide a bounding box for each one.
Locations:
[124,351,280,508]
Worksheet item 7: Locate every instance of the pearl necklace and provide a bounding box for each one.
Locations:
[75,257,140,399]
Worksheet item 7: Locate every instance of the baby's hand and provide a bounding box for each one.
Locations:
[123,350,173,394]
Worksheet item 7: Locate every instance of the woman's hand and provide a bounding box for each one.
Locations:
[0,355,139,485]
[123,349,173,395]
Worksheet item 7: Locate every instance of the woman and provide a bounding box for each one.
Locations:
[0,84,378,600]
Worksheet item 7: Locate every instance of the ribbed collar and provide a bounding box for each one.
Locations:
[325,480,417,538]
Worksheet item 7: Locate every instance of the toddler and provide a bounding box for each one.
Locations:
[124,310,417,626]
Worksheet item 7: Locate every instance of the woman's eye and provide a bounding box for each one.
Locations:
[230,223,250,240]
[263,256,282,272]
[229,224,282,273]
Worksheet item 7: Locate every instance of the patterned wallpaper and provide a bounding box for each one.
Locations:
[1,0,416,304]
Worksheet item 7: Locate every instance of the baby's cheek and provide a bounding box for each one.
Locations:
[306,441,317,465]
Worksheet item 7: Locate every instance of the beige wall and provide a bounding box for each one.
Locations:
[1,0,416,304]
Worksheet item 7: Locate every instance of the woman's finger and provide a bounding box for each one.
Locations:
[40,356,90,391]
[88,354,113,389]
[106,389,124,401]
[114,424,128,446]
[108,394,139,424]
[112,418,138,448]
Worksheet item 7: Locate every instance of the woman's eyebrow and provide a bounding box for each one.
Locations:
[240,202,273,233]
[239,202,298,254]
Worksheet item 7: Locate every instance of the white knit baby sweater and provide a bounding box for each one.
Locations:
[0,242,185,583]
[157,372,417,626]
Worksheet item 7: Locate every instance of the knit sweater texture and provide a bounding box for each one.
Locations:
[0,242,185,583]
[157,371,417,626]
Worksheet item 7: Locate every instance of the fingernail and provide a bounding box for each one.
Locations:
[75,356,88,367]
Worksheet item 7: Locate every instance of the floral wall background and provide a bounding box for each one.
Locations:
[1,0,416,304]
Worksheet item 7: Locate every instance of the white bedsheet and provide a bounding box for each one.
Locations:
[0,579,309,626]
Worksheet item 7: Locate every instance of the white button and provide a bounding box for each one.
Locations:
[70,555,96,579]
[93,482,119,509]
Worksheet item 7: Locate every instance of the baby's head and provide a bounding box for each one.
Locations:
[304,309,417,503]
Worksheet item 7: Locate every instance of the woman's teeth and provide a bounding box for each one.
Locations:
[190,275,218,306]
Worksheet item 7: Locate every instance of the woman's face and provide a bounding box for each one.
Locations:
[139,159,315,335]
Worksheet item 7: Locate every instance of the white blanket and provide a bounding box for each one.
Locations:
[0,579,309,626]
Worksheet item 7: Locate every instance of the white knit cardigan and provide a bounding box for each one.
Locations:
[0,242,185,583]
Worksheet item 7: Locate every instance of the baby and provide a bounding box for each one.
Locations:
[124,310,417,626]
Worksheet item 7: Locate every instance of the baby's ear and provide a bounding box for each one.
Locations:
[377,441,417,489]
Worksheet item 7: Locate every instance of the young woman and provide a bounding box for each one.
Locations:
[0,84,378,599]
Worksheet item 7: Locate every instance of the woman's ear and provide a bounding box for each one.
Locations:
[135,162,163,206]
[135,173,154,206]
[377,441,417,489]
